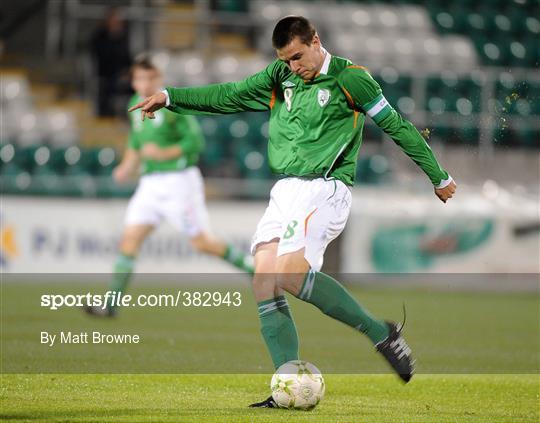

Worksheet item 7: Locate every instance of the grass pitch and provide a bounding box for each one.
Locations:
[1,374,538,422]
[1,280,538,421]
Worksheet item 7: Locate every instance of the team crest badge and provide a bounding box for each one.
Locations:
[317,89,331,107]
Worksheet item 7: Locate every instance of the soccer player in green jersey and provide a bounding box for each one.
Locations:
[86,57,254,317]
[129,17,457,405]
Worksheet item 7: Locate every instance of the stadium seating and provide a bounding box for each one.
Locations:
[252,0,478,72]
[429,0,539,67]
[1,0,538,199]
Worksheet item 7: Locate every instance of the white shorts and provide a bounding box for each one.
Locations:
[251,177,352,271]
[124,167,210,237]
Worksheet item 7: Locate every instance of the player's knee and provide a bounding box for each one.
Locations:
[275,253,308,273]
[275,272,304,296]
[190,234,213,254]
[254,258,275,274]
[190,236,207,252]
[252,272,270,289]
[275,255,308,295]
[274,273,289,291]
[251,272,278,299]
[119,234,141,256]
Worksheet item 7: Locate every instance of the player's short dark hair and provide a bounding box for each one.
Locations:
[272,16,316,49]
[130,55,159,76]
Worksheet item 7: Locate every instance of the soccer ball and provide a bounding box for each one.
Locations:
[270,360,325,410]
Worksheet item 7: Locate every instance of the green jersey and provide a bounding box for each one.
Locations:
[128,95,204,175]
[165,53,449,186]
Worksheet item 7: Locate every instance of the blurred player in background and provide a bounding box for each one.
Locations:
[130,16,457,405]
[86,57,253,317]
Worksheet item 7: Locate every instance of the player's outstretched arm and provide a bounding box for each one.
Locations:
[378,111,458,203]
[128,91,167,121]
[132,62,280,118]
[339,67,457,203]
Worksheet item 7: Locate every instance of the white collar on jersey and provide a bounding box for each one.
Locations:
[319,47,331,75]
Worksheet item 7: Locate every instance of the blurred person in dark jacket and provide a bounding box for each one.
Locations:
[91,6,132,117]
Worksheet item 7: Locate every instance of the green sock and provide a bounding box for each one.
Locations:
[223,244,254,274]
[108,253,135,309]
[257,295,299,369]
[298,270,389,344]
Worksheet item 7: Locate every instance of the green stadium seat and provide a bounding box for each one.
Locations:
[428,125,454,144]
[29,146,54,176]
[507,7,528,34]
[426,89,461,114]
[434,11,455,32]
[456,78,482,112]
[496,79,532,115]
[94,175,134,198]
[0,162,23,177]
[200,138,225,168]
[363,123,383,143]
[212,0,248,13]
[70,147,118,176]
[482,40,511,66]
[522,36,539,66]
[31,163,55,177]
[525,16,540,36]
[1,169,33,194]
[396,96,416,116]
[212,115,237,144]
[48,147,68,174]
[493,14,513,34]
[466,13,487,32]
[95,147,118,176]
[65,149,93,176]
[457,124,480,145]
[513,125,537,148]
[13,145,41,173]
[378,75,412,104]
[28,173,65,196]
[198,116,218,139]
[492,125,514,148]
[426,2,536,68]
[0,143,16,172]
[229,113,267,147]
[426,76,442,96]
[231,138,267,178]
[451,10,470,33]
[530,82,540,115]
[356,154,391,185]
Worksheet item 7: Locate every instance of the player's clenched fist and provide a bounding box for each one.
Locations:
[435,180,457,203]
[128,91,167,121]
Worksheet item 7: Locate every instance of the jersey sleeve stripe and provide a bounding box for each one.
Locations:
[341,87,356,109]
[269,87,276,109]
[346,65,368,71]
